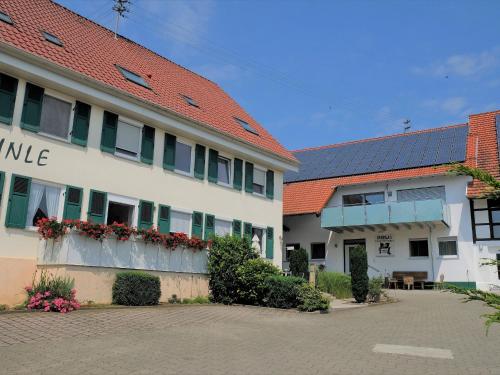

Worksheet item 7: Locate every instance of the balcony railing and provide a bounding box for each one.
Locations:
[321,199,450,229]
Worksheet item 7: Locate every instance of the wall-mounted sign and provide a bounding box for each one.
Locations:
[0,138,49,166]
[376,233,393,256]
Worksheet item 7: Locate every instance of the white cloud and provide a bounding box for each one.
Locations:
[422,96,468,115]
[412,47,500,77]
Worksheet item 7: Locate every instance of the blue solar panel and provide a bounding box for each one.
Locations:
[284,125,469,183]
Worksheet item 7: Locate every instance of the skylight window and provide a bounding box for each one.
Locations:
[0,10,13,25]
[181,94,199,108]
[235,117,258,135]
[116,65,150,89]
[42,31,63,47]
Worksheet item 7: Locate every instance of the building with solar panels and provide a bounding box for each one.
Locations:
[283,110,500,291]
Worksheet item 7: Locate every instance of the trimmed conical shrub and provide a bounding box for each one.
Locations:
[350,245,369,303]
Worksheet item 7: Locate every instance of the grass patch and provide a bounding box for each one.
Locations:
[317,272,352,299]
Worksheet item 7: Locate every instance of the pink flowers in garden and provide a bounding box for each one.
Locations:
[25,288,80,313]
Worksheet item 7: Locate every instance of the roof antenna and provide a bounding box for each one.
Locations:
[113,0,131,39]
[403,119,411,133]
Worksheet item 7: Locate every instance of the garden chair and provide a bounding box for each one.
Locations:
[403,276,414,290]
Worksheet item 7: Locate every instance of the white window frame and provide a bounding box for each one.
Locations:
[437,237,459,258]
[25,178,65,230]
[214,217,233,236]
[169,206,193,236]
[217,152,233,188]
[408,238,430,258]
[38,88,75,143]
[114,116,143,162]
[174,136,195,177]
[105,193,139,227]
[252,164,267,197]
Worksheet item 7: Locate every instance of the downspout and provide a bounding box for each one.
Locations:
[429,225,436,282]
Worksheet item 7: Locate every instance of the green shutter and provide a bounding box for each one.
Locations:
[158,204,171,234]
[233,158,243,190]
[140,125,155,164]
[204,214,215,240]
[266,170,274,199]
[194,144,206,180]
[0,171,4,204]
[138,200,154,230]
[245,162,254,193]
[88,190,107,224]
[20,83,44,132]
[243,222,252,241]
[266,227,274,259]
[5,175,31,228]
[208,149,219,183]
[71,101,91,147]
[0,73,18,125]
[232,219,242,237]
[100,111,118,153]
[63,186,82,220]
[163,133,176,171]
[192,211,203,239]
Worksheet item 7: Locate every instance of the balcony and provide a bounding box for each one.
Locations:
[321,199,450,231]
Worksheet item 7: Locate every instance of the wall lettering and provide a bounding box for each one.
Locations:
[0,138,50,166]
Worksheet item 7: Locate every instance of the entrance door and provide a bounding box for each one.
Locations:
[344,240,366,274]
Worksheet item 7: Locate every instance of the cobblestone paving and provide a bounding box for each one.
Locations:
[0,291,499,375]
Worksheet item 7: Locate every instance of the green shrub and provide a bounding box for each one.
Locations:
[0,304,8,311]
[208,235,257,304]
[182,296,210,304]
[350,246,369,303]
[289,248,309,277]
[168,294,181,304]
[236,258,281,305]
[317,271,352,299]
[368,276,384,302]
[112,271,161,306]
[297,283,330,312]
[264,275,305,309]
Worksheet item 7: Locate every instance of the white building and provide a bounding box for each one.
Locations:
[283,112,500,291]
[0,0,298,305]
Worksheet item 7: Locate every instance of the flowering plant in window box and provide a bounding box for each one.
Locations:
[36,217,68,241]
[108,222,136,241]
[138,227,164,245]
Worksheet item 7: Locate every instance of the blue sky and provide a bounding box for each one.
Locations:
[57,0,500,150]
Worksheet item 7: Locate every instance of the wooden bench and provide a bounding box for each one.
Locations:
[390,271,428,289]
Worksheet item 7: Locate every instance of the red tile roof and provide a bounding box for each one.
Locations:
[0,0,296,164]
[284,110,500,215]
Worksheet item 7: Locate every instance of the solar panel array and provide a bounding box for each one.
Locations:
[284,125,469,183]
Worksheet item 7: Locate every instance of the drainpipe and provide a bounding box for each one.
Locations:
[429,225,436,282]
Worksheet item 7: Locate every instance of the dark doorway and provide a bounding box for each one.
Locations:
[343,239,366,274]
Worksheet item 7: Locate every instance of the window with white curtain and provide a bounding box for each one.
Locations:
[214,219,232,236]
[26,182,61,227]
[253,168,266,195]
[115,121,141,158]
[170,210,191,235]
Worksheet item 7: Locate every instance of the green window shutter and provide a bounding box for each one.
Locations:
[204,214,215,240]
[0,73,18,125]
[88,190,107,224]
[71,101,91,147]
[208,149,219,183]
[266,170,274,199]
[245,162,254,193]
[100,111,118,153]
[140,125,155,165]
[0,171,4,204]
[194,144,206,180]
[163,133,176,171]
[5,175,31,228]
[266,227,274,259]
[232,219,242,237]
[158,204,171,234]
[138,200,154,230]
[20,83,44,132]
[243,222,252,241]
[233,158,243,190]
[191,211,203,239]
[63,186,83,220]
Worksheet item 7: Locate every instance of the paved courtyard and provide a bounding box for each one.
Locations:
[0,290,499,375]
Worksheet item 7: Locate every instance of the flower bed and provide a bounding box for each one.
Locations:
[37,218,209,251]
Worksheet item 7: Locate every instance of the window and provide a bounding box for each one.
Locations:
[115,120,141,159]
[39,95,72,139]
[214,219,232,236]
[42,31,63,47]
[107,201,134,226]
[26,182,61,227]
[409,239,429,257]
[252,227,264,254]
[0,11,13,25]
[397,186,445,202]
[253,168,266,195]
[217,156,231,185]
[116,65,149,88]
[343,192,384,206]
[235,117,258,135]
[170,210,191,235]
[497,253,500,279]
[175,141,192,174]
[285,243,300,262]
[181,94,198,108]
[311,243,326,260]
[471,198,500,240]
[438,238,458,256]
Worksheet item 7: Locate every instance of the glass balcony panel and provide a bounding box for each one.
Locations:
[365,204,389,224]
[343,205,365,226]
[389,201,414,223]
